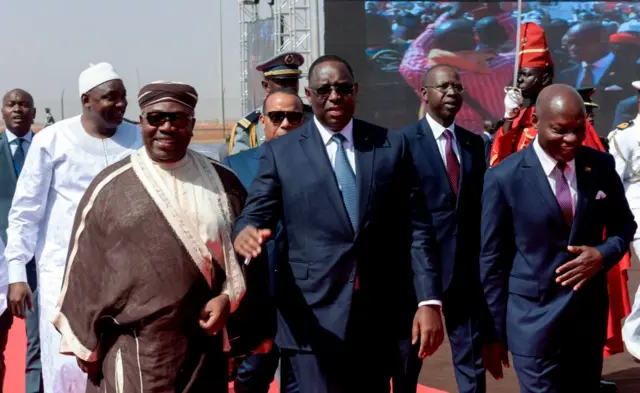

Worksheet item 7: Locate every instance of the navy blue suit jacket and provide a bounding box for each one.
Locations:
[233,118,438,352]
[401,119,486,293]
[480,145,636,357]
[224,146,284,297]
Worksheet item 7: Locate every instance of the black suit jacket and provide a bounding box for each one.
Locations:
[557,56,640,135]
[233,118,438,351]
[401,119,486,293]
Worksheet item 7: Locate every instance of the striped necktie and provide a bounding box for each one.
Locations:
[331,133,358,229]
[13,138,25,175]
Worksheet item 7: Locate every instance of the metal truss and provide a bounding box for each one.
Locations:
[238,0,259,114]
[273,0,314,78]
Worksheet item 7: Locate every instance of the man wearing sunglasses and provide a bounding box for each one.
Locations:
[224,88,305,393]
[227,52,313,156]
[52,81,255,392]
[233,54,441,392]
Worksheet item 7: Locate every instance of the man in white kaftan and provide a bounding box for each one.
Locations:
[4,62,142,392]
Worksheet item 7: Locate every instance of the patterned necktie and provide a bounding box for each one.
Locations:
[581,63,594,88]
[13,138,25,175]
[554,161,573,226]
[331,133,358,229]
[443,129,460,195]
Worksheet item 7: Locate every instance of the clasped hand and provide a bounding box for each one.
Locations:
[555,245,603,291]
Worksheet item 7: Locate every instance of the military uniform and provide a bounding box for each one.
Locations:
[609,116,640,250]
[229,51,311,155]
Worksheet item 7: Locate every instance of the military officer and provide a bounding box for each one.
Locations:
[228,51,312,155]
[609,80,640,253]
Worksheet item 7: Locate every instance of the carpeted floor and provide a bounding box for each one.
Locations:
[4,318,446,393]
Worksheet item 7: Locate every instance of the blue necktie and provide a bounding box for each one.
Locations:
[13,138,25,175]
[331,134,358,229]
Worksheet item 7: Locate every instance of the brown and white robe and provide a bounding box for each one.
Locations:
[51,148,247,392]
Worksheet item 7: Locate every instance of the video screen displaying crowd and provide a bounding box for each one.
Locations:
[365,1,640,133]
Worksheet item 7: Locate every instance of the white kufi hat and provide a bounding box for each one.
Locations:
[78,62,121,97]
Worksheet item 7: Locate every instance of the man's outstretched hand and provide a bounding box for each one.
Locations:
[412,305,444,359]
[233,225,272,259]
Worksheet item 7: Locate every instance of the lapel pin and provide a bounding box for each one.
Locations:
[584,166,591,172]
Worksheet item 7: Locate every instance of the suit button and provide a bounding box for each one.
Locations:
[348,274,355,282]
[452,233,457,240]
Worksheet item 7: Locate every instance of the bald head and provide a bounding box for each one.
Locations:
[535,84,586,120]
[534,84,586,163]
[2,88,36,136]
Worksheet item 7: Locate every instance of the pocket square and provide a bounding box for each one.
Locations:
[595,190,607,200]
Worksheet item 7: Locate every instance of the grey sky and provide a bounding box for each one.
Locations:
[1,0,253,122]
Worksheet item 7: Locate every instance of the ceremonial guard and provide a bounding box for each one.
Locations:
[609,81,640,253]
[228,52,312,155]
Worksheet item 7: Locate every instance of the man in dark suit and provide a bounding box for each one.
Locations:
[557,22,640,135]
[224,88,306,393]
[0,89,43,393]
[480,84,636,392]
[233,55,444,392]
[612,83,640,129]
[399,65,488,393]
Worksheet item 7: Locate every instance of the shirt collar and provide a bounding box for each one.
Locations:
[533,137,575,177]
[4,129,34,144]
[425,113,456,140]
[314,116,354,146]
[581,52,614,69]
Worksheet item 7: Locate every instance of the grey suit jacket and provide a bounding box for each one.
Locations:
[0,131,18,244]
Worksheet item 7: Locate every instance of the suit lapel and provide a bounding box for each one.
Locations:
[298,122,354,236]
[455,128,474,205]
[522,145,567,228]
[416,118,454,195]
[353,120,375,233]
[0,132,17,185]
[569,152,592,242]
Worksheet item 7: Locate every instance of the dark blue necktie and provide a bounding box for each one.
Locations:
[331,133,357,229]
[13,138,25,175]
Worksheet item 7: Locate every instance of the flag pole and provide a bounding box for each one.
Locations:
[513,0,523,87]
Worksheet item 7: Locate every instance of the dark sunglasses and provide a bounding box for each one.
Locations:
[266,111,304,125]
[308,83,355,98]
[143,111,193,128]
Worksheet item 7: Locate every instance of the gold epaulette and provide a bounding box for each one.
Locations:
[616,120,634,130]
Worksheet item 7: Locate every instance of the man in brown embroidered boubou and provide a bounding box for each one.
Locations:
[51,81,249,392]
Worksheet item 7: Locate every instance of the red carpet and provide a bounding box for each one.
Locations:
[5,318,446,393]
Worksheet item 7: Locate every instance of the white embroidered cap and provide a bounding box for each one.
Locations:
[78,62,121,97]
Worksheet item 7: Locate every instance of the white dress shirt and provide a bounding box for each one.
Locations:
[314,116,356,173]
[5,128,34,156]
[532,137,578,214]
[0,239,8,317]
[578,52,615,88]
[425,113,460,164]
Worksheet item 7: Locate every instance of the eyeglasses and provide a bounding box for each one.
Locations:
[266,111,304,125]
[143,111,193,128]
[308,83,355,98]
[423,83,465,94]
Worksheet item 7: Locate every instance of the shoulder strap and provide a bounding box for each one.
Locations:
[237,110,261,130]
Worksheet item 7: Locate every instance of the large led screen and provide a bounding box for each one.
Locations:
[324,1,640,135]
